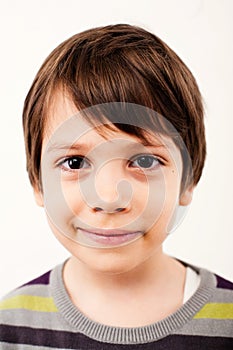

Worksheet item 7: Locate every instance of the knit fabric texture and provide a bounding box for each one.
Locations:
[0,259,233,349]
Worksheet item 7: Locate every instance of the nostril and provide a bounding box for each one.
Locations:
[115,207,125,212]
[93,207,126,213]
[94,207,103,212]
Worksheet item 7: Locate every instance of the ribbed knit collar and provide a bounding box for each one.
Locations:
[50,260,216,345]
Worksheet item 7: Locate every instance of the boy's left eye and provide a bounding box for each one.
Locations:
[129,155,163,170]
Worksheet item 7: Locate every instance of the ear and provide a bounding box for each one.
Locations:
[179,186,194,206]
[33,185,44,207]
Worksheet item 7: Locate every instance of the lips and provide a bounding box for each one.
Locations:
[76,227,143,247]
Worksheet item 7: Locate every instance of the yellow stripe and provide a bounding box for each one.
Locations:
[0,295,58,312]
[194,303,233,319]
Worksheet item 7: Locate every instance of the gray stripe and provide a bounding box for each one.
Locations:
[209,289,233,303]
[2,284,50,299]
[0,342,72,350]
[172,318,233,338]
[0,309,76,332]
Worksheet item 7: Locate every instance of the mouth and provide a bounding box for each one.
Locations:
[76,227,144,247]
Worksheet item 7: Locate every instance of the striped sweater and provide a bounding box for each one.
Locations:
[0,260,232,349]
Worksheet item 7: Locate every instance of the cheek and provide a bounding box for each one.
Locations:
[136,177,166,221]
[42,177,83,239]
[61,181,84,215]
[142,171,181,229]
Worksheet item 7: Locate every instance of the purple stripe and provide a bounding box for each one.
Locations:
[215,274,233,290]
[0,325,233,349]
[20,270,51,288]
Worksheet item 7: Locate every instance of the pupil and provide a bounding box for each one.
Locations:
[68,157,83,169]
[138,156,153,168]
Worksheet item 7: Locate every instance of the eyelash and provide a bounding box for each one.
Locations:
[58,156,90,172]
[57,154,165,173]
[129,154,164,171]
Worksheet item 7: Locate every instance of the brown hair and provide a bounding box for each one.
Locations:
[22,24,206,191]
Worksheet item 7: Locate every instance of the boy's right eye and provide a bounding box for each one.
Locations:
[59,156,90,171]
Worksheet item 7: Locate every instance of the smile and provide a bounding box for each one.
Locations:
[76,227,144,247]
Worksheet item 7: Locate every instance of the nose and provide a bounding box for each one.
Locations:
[90,160,132,214]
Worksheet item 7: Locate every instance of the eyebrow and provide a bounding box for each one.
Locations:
[47,140,168,153]
[48,142,91,153]
[47,139,167,153]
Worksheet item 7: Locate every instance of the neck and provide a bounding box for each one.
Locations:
[63,251,186,327]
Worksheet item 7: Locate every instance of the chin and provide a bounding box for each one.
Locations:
[56,229,148,275]
[74,244,142,275]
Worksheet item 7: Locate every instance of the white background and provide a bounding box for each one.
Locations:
[0,0,232,297]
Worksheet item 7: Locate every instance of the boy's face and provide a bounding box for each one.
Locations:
[35,92,193,274]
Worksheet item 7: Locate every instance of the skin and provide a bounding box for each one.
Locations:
[34,90,194,327]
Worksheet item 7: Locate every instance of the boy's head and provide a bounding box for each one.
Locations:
[21,24,207,267]
[23,23,206,194]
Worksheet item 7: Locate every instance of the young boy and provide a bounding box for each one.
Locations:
[0,24,232,349]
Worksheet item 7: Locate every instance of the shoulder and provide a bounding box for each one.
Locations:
[174,260,233,345]
[0,267,62,346]
[0,267,57,323]
[191,265,233,337]
[205,272,233,317]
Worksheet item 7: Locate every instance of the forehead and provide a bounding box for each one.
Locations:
[43,90,179,155]
[44,90,79,138]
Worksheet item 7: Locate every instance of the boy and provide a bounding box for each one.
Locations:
[0,24,232,349]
